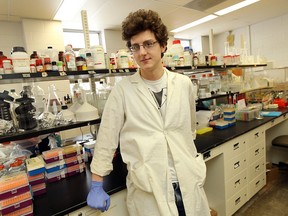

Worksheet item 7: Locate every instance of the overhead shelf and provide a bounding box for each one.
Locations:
[0,118,101,143]
[166,64,267,71]
[0,69,109,80]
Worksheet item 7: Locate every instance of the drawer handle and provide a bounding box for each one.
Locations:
[254,132,259,138]
[235,197,241,205]
[203,151,211,160]
[255,180,260,187]
[234,179,241,187]
[233,143,239,150]
[255,149,260,156]
[234,161,240,169]
[255,165,260,172]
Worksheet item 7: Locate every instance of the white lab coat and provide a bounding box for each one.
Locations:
[91,69,210,216]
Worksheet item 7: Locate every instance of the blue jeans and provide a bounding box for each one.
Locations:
[173,182,186,216]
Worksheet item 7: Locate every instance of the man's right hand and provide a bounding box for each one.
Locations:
[87,181,110,212]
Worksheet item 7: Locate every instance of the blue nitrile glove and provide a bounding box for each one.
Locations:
[87,181,110,212]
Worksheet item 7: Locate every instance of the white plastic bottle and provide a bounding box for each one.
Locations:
[11,47,30,73]
[43,46,58,62]
[169,40,184,66]
[91,45,106,69]
[64,45,77,71]
[117,49,129,69]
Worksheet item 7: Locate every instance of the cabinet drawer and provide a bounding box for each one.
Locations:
[225,152,247,180]
[247,142,265,163]
[245,127,265,147]
[223,137,246,161]
[247,172,266,200]
[265,114,287,130]
[203,145,223,162]
[247,157,265,181]
[226,169,247,199]
[226,186,248,216]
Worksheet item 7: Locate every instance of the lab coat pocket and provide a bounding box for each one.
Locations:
[130,163,152,192]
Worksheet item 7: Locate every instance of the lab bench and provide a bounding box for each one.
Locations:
[29,108,287,216]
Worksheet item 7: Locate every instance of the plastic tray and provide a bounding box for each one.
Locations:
[45,160,66,173]
[42,148,64,163]
[31,183,46,197]
[67,163,85,177]
[64,155,84,167]
[0,192,32,215]
[62,143,83,158]
[0,171,30,200]
[45,169,67,183]
[25,156,45,176]
[3,204,33,216]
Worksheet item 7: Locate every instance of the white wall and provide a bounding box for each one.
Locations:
[102,29,126,57]
[0,21,25,56]
[22,19,65,55]
[213,13,288,68]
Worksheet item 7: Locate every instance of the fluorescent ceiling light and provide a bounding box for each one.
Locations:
[54,0,86,20]
[171,15,218,33]
[215,0,260,16]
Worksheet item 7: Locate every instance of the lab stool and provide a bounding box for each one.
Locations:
[272,135,288,169]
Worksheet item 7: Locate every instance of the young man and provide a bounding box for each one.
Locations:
[87,9,211,216]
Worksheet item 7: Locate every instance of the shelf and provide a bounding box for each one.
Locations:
[166,64,267,71]
[0,118,101,143]
[110,68,137,73]
[0,69,109,80]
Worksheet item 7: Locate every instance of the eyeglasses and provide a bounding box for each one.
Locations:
[129,40,158,52]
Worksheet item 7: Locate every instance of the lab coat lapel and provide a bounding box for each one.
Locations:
[165,69,176,112]
[129,72,159,110]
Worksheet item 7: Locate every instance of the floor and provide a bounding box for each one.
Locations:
[234,165,288,216]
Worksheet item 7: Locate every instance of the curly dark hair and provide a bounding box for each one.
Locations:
[121,9,169,49]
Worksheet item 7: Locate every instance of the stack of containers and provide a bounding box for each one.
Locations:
[25,156,46,197]
[63,143,85,177]
[0,171,33,216]
[42,148,67,183]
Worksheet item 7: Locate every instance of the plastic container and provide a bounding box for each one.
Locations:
[75,101,99,121]
[91,45,106,69]
[62,143,83,158]
[25,156,45,176]
[72,80,84,104]
[64,155,84,167]
[45,168,67,183]
[45,159,66,173]
[0,191,33,215]
[117,49,129,69]
[41,147,64,163]
[66,163,85,177]
[43,46,58,62]
[31,182,46,197]
[169,40,184,65]
[64,45,77,71]
[3,59,13,74]
[59,105,75,122]
[0,171,30,200]
[27,173,45,186]
[10,46,30,73]
[0,51,8,73]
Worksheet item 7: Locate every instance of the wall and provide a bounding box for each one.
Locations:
[0,21,25,56]
[213,13,288,69]
[22,19,65,55]
[102,29,126,57]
